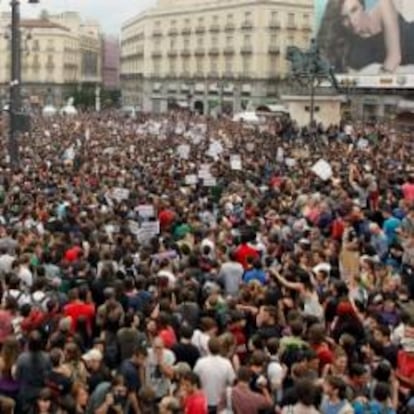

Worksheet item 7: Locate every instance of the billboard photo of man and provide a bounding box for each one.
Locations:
[316,0,414,74]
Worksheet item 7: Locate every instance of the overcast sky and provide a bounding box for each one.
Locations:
[0,0,157,36]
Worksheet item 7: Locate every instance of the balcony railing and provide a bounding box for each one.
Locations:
[240,71,253,79]
[224,23,235,32]
[287,22,296,30]
[181,27,192,35]
[194,47,206,56]
[223,46,235,55]
[240,45,253,54]
[168,27,178,36]
[302,23,312,31]
[208,71,219,78]
[268,45,280,54]
[208,47,220,56]
[241,20,253,30]
[181,49,191,57]
[209,24,220,33]
[268,21,281,30]
[195,25,206,34]
[151,50,162,58]
[168,50,178,58]
[152,29,162,37]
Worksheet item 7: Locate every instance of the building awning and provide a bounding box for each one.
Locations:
[242,84,252,93]
[168,83,178,91]
[177,101,189,108]
[195,83,204,92]
[209,83,218,92]
[398,99,414,112]
[153,83,161,91]
[223,83,234,93]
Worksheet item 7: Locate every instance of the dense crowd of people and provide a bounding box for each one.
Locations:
[0,110,412,414]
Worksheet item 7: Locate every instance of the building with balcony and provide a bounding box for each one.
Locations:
[120,0,313,114]
[0,11,102,108]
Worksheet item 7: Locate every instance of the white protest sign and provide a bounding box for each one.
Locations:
[285,158,297,168]
[177,144,190,160]
[137,221,160,244]
[85,128,90,141]
[185,175,198,186]
[230,155,242,171]
[128,220,140,235]
[311,159,333,181]
[198,164,211,179]
[137,205,155,219]
[203,176,217,187]
[112,187,130,202]
[277,147,284,162]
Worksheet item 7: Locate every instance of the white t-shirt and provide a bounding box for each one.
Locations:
[194,355,235,406]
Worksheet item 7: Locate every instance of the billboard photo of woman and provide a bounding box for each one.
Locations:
[316,0,414,74]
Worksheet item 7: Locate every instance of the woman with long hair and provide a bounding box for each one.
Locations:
[0,335,20,400]
[0,335,20,413]
[318,0,414,73]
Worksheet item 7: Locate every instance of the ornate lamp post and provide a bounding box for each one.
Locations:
[8,0,40,169]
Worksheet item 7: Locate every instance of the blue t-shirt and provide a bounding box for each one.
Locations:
[321,400,348,414]
[354,400,396,414]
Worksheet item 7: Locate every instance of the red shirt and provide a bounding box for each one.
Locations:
[234,244,259,269]
[63,300,95,332]
[159,209,175,231]
[184,391,208,414]
[159,326,177,348]
[397,350,414,379]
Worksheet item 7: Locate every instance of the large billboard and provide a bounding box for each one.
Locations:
[315,0,414,87]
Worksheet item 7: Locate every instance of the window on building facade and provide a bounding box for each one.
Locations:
[225,56,233,73]
[213,15,219,23]
[170,38,176,49]
[288,13,295,26]
[269,55,278,75]
[47,39,55,51]
[242,56,250,74]
[210,57,218,73]
[184,37,190,49]
[197,36,204,47]
[271,11,278,21]
[212,35,218,46]
[226,35,233,45]
[303,14,309,24]
[245,11,252,20]
[155,39,161,49]
[227,13,233,21]
[196,57,203,72]
[183,58,190,72]
[154,60,161,75]
[169,59,176,74]
[243,34,251,46]
[32,39,40,51]
[270,34,278,44]
[287,34,294,45]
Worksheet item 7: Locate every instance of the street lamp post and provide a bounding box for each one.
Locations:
[8,0,39,169]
